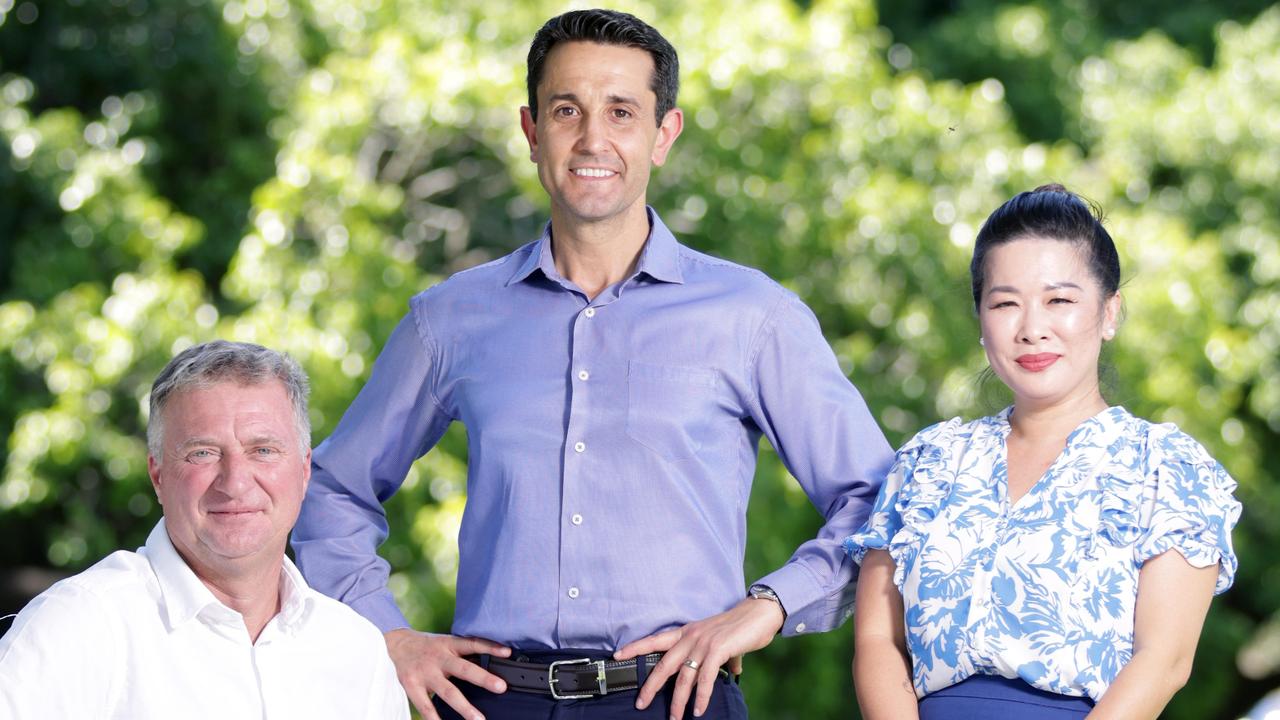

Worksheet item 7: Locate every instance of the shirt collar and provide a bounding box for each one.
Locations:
[143,519,315,635]
[991,405,1130,488]
[993,404,1128,442]
[144,519,226,632]
[506,206,685,287]
[274,555,317,632]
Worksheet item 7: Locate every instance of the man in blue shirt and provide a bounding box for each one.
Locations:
[292,8,893,720]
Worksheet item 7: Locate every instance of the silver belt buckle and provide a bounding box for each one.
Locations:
[547,657,607,699]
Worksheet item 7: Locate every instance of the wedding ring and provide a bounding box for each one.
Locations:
[683,659,701,671]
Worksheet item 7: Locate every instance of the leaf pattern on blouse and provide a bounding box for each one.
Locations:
[844,406,1241,701]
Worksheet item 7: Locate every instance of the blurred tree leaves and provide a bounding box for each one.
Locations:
[2,0,1278,717]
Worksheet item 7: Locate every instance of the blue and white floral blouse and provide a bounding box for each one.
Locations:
[844,406,1240,702]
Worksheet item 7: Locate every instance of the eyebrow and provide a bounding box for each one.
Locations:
[175,434,288,451]
[242,434,288,447]
[987,282,1084,294]
[175,437,219,452]
[546,92,641,107]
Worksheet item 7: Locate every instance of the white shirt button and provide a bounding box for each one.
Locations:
[584,307,596,318]
[571,514,583,526]
[795,622,807,633]
[574,441,586,453]
[568,587,580,599]
[578,370,589,381]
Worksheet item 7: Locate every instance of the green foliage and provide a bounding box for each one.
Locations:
[878,0,1278,143]
[2,0,1277,717]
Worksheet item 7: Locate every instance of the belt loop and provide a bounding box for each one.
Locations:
[636,653,649,687]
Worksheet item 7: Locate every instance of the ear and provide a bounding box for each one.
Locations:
[1104,291,1122,338]
[301,448,312,494]
[650,107,684,167]
[520,106,539,163]
[147,454,164,505]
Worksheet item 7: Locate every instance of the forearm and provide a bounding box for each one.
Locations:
[1085,649,1190,720]
[853,636,918,720]
[852,550,916,719]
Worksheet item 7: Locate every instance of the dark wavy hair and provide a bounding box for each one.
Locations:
[970,183,1121,311]
[526,9,680,126]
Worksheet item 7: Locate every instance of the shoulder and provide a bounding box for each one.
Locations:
[1142,420,1221,470]
[303,591,393,652]
[899,415,987,458]
[1,550,147,655]
[29,550,154,614]
[676,244,796,308]
[410,242,536,308]
[1102,408,1224,472]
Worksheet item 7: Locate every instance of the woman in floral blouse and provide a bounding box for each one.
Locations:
[845,184,1241,719]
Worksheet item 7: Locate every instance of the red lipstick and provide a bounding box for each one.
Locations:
[1016,353,1059,372]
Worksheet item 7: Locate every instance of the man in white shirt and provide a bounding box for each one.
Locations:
[0,340,408,719]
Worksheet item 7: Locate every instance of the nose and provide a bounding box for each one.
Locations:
[212,451,255,497]
[1017,303,1050,344]
[574,112,609,155]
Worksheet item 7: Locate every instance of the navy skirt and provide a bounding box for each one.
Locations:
[918,675,1095,719]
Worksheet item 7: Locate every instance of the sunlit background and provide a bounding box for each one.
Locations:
[1,0,1278,717]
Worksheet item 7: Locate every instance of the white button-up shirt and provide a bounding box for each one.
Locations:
[0,520,408,719]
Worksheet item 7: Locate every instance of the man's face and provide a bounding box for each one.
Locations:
[521,41,682,228]
[148,381,310,580]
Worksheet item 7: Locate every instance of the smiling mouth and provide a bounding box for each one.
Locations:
[1016,353,1060,372]
[571,168,617,178]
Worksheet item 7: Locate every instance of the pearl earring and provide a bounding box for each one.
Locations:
[1104,328,1115,339]
[979,337,985,347]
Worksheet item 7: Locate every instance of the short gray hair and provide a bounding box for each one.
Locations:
[148,340,310,459]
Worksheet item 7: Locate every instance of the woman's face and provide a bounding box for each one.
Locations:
[979,237,1120,410]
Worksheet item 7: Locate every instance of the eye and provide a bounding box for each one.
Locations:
[611,107,633,120]
[988,300,1016,309]
[252,447,283,460]
[186,449,218,464]
[553,105,578,118]
[1048,297,1076,305]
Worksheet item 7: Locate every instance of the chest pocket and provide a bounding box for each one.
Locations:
[626,361,725,463]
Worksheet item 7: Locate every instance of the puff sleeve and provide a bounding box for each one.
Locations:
[844,419,961,577]
[1134,427,1242,595]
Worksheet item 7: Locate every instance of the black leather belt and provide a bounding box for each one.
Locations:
[481,653,733,700]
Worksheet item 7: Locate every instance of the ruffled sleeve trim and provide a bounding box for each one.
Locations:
[1134,424,1242,595]
[844,417,966,571]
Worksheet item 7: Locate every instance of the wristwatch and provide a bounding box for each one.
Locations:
[747,584,787,621]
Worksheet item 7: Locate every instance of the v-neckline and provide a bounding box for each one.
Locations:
[994,406,1119,512]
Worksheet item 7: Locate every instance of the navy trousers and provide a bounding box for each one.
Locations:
[432,649,749,720]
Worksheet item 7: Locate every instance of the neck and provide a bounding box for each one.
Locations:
[188,553,285,643]
[1009,385,1109,442]
[549,203,650,299]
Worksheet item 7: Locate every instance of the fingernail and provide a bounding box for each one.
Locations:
[635,699,646,710]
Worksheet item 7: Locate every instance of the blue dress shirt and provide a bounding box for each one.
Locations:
[293,208,893,650]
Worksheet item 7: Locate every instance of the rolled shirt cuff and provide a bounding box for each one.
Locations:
[754,561,855,636]
[349,589,412,635]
